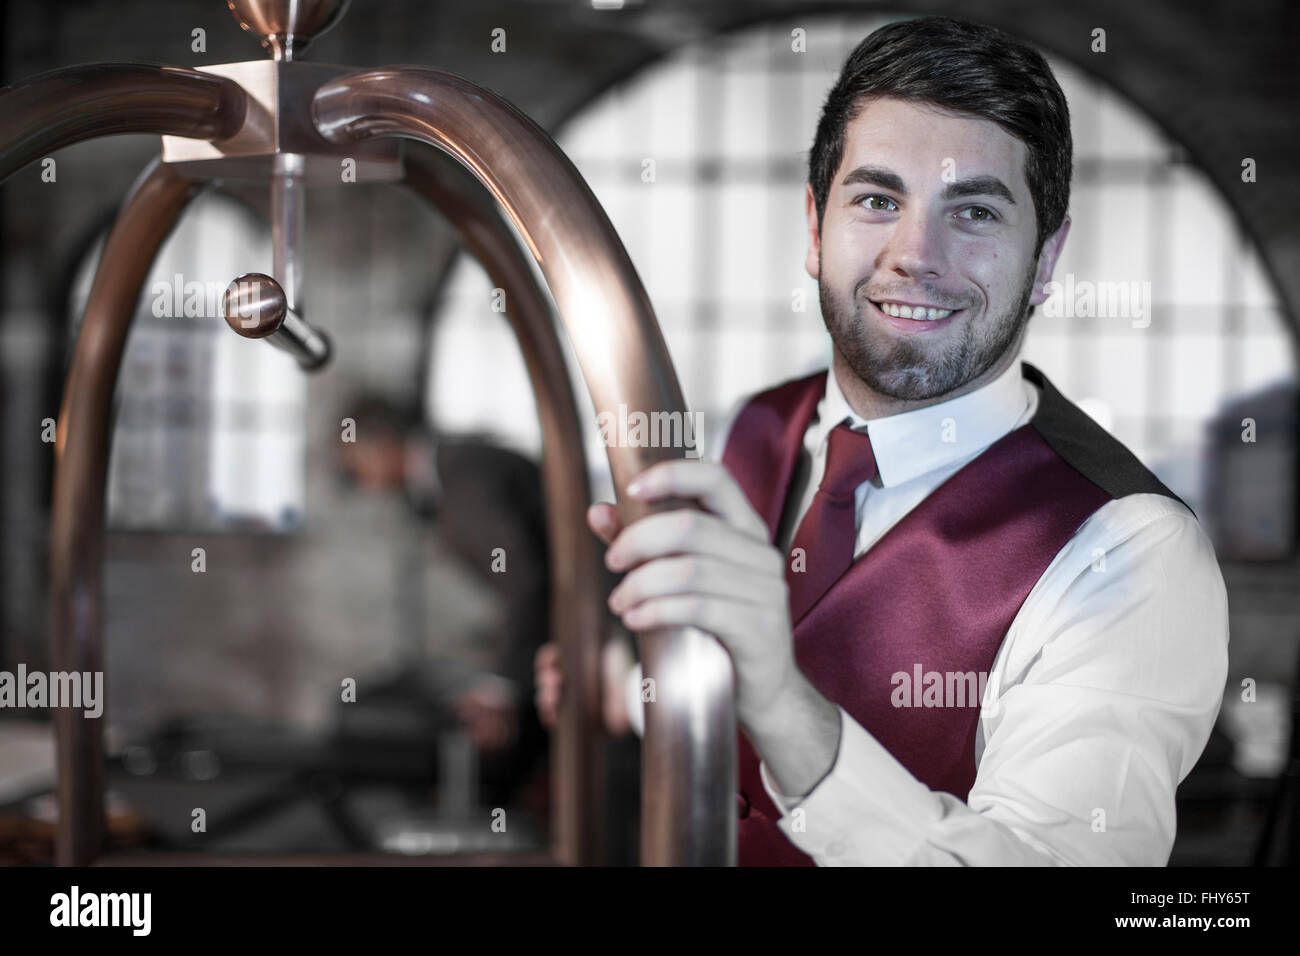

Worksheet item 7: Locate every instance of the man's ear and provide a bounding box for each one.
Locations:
[804,182,821,280]
[1028,214,1071,308]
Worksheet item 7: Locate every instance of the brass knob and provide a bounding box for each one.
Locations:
[223,272,285,339]
[224,272,331,370]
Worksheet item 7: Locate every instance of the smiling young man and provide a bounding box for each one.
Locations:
[555,16,1229,865]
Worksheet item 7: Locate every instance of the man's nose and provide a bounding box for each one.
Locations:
[877,209,947,280]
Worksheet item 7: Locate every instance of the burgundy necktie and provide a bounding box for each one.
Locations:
[734,420,878,860]
[785,422,877,622]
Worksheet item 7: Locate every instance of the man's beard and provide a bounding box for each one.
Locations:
[818,261,1036,402]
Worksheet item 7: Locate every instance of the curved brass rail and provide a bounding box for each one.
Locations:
[401,143,608,865]
[0,62,245,865]
[314,68,737,865]
[0,63,245,181]
[50,159,208,865]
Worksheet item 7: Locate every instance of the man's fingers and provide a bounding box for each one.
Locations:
[605,509,786,577]
[534,642,560,671]
[626,460,768,541]
[609,553,780,615]
[536,668,561,697]
[534,642,562,728]
[616,593,766,656]
[587,502,622,545]
[536,686,558,728]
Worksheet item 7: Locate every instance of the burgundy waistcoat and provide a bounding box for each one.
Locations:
[721,361,1182,866]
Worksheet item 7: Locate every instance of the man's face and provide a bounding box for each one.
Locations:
[340,434,406,491]
[807,96,1068,402]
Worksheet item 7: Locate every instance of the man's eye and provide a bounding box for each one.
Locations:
[957,205,998,222]
[858,195,898,212]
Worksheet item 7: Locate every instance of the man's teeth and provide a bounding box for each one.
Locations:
[876,302,954,320]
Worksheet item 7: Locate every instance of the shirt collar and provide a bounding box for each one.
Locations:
[813,355,1031,488]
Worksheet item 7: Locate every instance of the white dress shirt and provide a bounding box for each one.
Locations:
[625,351,1230,865]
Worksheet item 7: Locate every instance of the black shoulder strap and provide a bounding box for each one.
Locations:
[1023,361,1190,514]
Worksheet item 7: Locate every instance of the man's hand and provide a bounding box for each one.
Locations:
[533,636,635,737]
[533,642,563,730]
[453,677,517,753]
[538,460,840,797]
[602,460,802,731]
[599,459,842,797]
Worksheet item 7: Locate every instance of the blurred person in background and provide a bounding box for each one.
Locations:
[338,394,550,810]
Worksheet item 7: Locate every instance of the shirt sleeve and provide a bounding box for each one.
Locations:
[758,495,1230,866]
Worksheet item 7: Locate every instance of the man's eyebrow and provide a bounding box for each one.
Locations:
[840,167,1017,206]
[840,165,907,194]
[941,175,1016,205]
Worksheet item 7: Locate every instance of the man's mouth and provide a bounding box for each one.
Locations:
[867,298,963,332]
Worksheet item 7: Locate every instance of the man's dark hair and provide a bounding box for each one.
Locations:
[340,392,424,442]
[809,16,1072,254]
